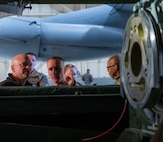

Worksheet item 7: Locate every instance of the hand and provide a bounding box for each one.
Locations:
[65,75,74,87]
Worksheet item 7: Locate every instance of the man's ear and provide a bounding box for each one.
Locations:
[11,65,15,72]
[115,64,119,70]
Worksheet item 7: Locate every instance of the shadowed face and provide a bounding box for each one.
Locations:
[64,64,78,80]
[26,54,36,71]
[64,67,74,85]
[72,67,78,80]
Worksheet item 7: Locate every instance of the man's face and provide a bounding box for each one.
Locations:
[64,68,74,84]
[27,54,36,71]
[47,59,64,84]
[107,59,117,79]
[12,56,32,80]
[72,67,78,80]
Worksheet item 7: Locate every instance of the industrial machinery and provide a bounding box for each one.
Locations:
[121,0,163,141]
[0,86,128,142]
[2,0,163,141]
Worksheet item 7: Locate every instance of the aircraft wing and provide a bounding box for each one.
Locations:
[41,4,134,29]
[0,4,134,61]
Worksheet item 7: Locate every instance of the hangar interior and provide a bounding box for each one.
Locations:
[0,4,114,85]
[0,1,163,142]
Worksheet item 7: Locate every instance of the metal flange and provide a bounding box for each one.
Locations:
[121,9,161,109]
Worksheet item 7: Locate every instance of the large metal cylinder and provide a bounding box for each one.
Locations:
[121,0,163,116]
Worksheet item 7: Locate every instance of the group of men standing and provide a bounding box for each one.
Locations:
[0,53,81,87]
[0,53,120,87]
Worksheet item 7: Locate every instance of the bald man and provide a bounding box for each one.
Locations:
[0,54,32,86]
[107,55,120,85]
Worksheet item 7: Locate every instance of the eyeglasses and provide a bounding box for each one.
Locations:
[106,64,116,69]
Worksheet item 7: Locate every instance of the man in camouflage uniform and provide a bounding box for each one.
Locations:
[26,52,49,87]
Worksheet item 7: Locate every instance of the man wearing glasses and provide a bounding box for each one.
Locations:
[0,54,32,86]
[107,55,120,85]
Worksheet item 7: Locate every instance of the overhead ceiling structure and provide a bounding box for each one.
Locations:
[0,0,138,16]
[0,0,138,4]
[22,4,101,18]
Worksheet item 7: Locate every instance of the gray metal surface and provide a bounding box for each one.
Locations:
[121,0,163,109]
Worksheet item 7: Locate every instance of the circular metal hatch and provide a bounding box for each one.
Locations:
[121,9,162,109]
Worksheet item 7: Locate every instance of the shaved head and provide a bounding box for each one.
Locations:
[11,54,29,66]
[11,54,32,85]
